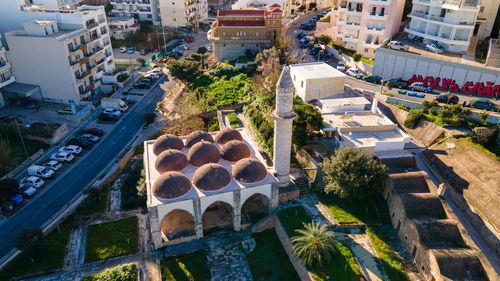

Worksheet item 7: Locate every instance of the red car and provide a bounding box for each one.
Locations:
[153,46,161,52]
[82,127,104,136]
[184,37,193,43]
[161,57,175,63]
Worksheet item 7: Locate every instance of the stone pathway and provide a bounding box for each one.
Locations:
[109,174,127,214]
[206,242,253,281]
[300,194,338,226]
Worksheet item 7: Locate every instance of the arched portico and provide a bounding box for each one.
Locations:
[160,209,196,242]
[202,201,233,235]
[241,193,270,224]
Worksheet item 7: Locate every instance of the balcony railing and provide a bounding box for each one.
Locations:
[86,21,99,29]
[410,11,475,26]
[211,36,270,42]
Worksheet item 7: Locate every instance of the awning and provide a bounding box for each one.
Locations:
[0,82,41,97]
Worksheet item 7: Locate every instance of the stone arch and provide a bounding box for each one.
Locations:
[241,193,270,224]
[160,209,196,242]
[202,201,233,235]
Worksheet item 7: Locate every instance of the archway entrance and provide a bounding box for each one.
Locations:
[160,209,195,242]
[202,201,233,235]
[241,193,269,224]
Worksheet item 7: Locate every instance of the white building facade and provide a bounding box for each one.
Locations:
[0,35,16,107]
[109,0,161,24]
[405,0,481,53]
[5,6,115,104]
[158,0,208,27]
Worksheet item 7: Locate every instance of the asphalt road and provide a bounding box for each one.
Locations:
[0,78,166,259]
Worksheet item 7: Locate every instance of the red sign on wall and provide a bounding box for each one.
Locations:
[408,75,500,97]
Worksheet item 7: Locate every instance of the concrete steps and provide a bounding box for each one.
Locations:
[292,177,311,196]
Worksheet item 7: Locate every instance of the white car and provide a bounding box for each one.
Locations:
[336,62,345,71]
[103,107,121,116]
[144,73,159,80]
[425,42,444,53]
[207,45,213,52]
[149,68,162,75]
[19,184,37,197]
[45,160,62,171]
[119,46,127,53]
[19,176,44,188]
[51,151,75,162]
[388,41,409,51]
[346,68,364,79]
[81,134,99,142]
[59,145,82,155]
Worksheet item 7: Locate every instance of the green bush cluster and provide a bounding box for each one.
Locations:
[245,105,274,153]
[117,73,129,82]
[82,263,137,281]
[404,109,423,129]
[227,112,240,128]
[208,116,219,132]
[121,161,146,210]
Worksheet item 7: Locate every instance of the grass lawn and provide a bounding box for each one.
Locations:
[160,250,210,281]
[82,263,137,281]
[360,57,374,65]
[277,206,312,237]
[84,216,138,263]
[246,230,300,281]
[75,184,110,216]
[366,226,408,281]
[0,215,74,280]
[320,15,331,22]
[1,138,49,176]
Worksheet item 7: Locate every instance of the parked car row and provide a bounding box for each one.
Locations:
[120,46,136,54]
[133,67,163,90]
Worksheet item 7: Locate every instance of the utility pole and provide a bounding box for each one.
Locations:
[15,119,31,164]
[128,52,135,82]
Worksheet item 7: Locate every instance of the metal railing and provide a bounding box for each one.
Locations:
[86,21,99,29]
[410,11,475,26]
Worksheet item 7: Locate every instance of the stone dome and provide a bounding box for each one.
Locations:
[220,140,251,162]
[152,134,184,155]
[214,128,243,145]
[193,163,231,191]
[152,171,191,199]
[187,140,220,167]
[232,158,267,183]
[155,149,188,173]
[185,131,214,148]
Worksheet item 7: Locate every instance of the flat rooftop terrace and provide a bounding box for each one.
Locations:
[289,62,347,80]
[322,111,397,132]
[341,130,406,148]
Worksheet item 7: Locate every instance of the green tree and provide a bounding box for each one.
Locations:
[166,59,200,83]
[404,109,423,129]
[142,112,156,126]
[385,81,394,91]
[197,46,207,55]
[0,138,13,176]
[318,35,332,46]
[293,97,323,148]
[291,222,336,267]
[352,53,362,62]
[15,227,44,256]
[421,100,438,114]
[320,147,387,200]
[0,178,18,203]
[479,111,489,124]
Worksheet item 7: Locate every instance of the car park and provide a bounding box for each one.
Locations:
[75,137,94,149]
[336,62,345,71]
[81,134,99,142]
[469,99,498,111]
[119,46,127,53]
[127,47,136,54]
[435,94,459,104]
[99,113,120,121]
[19,184,37,197]
[59,145,82,155]
[27,165,55,178]
[387,41,409,51]
[346,68,364,79]
[103,107,121,116]
[410,82,432,93]
[384,78,409,88]
[51,151,75,162]
[44,160,62,171]
[82,127,103,136]
[363,75,381,84]
[134,82,150,89]
[121,96,136,104]
[19,176,44,188]
[425,42,444,53]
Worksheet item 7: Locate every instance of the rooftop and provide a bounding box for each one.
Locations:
[217,9,265,17]
[341,130,406,148]
[322,111,397,132]
[289,62,347,80]
[217,20,266,27]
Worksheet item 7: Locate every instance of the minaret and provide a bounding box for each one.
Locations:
[272,66,296,187]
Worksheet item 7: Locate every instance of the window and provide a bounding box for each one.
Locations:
[364,48,368,52]
[391,212,395,218]
[172,2,175,4]
[301,80,304,88]
[421,265,425,271]
[404,235,408,241]
[256,31,259,36]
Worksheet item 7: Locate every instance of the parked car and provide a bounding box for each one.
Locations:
[59,145,82,155]
[81,134,99,142]
[119,46,127,53]
[321,54,331,62]
[127,47,136,54]
[51,151,74,162]
[19,176,44,188]
[363,75,382,84]
[134,82,150,89]
[27,165,55,179]
[388,41,409,51]
[139,48,147,55]
[384,78,409,88]
[44,160,62,171]
[469,99,498,112]
[19,184,37,197]
[103,107,121,116]
[206,45,213,52]
[76,137,95,149]
[99,113,120,121]
[435,94,459,104]
[153,46,160,52]
[144,73,159,80]
[121,96,136,104]
[184,37,194,43]
[149,68,162,75]
[336,62,345,71]
[410,82,432,93]
[82,127,103,136]
[346,68,364,79]
[425,42,444,53]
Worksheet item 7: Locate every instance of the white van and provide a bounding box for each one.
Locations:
[27,165,55,179]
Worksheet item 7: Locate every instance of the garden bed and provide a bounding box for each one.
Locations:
[160,250,210,280]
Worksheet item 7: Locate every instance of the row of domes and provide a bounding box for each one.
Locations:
[152,128,244,156]
[152,158,268,199]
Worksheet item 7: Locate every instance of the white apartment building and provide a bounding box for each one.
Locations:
[109,0,161,24]
[405,0,481,53]
[5,6,115,105]
[25,0,84,9]
[158,0,208,27]
[0,35,17,107]
[334,0,406,59]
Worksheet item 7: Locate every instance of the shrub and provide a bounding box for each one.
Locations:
[82,263,137,281]
[479,111,489,123]
[385,82,393,91]
[404,109,423,129]
[117,73,129,82]
[142,112,156,126]
[352,53,362,62]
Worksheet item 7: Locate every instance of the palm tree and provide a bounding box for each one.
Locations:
[291,221,336,267]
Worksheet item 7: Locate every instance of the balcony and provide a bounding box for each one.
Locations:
[0,61,11,74]
[404,27,470,45]
[338,6,347,12]
[363,40,380,48]
[365,26,385,34]
[336,33,359,43]
[337,18,346,25]
[0,76,15,88]
[409,11,475,27]
[86,21,99,29]
[369,0,391,5]
[211,36,270,43]
[346,9,363,16]
[366,12,388,20]
[98,17,106,24]
[138,8,151,13]
[344,22,360,29]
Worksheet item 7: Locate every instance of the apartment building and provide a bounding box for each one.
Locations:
[405,0,481,53]
[108,17,140,39]
[334,0,405,59]
[283,0,334,18]
[109,0,161,24]
[5,6,115,105]
[0,35,16,107]
[208,4,282,60]
[24,0,85,9]
[158,0,209,27]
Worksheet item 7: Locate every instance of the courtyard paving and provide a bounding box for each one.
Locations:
[206,242,253,281]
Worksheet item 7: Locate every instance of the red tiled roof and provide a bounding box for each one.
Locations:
[217,20,266,27]
[270,8,282,12]
[268,3,281,8]
[130,23,140,28]
[218,9,265,16]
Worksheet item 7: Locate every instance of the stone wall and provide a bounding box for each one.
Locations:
[279,185,300,204]
[251,215,275,233]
